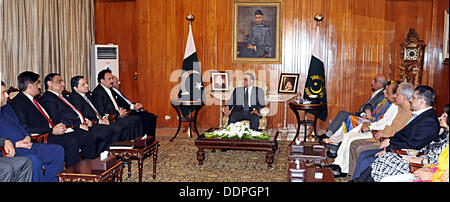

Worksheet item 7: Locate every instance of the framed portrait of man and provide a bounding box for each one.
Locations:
[278,73,299,94]
[211,71,230,92]
[232,1,282,64]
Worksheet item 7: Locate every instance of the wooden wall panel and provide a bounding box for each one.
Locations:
[94,0,449,129]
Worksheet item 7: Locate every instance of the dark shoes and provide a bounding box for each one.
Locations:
[325,164,347,178]
[327,150,337,158]
[312,133,327,143]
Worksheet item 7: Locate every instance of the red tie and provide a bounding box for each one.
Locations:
[32,98,55,127]
[58,94,86,125]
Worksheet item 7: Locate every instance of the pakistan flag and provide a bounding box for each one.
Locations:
[303,27,327,121]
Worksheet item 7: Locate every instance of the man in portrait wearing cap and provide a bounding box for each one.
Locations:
[238,9,273,58]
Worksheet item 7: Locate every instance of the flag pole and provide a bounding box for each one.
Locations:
[186,14,195,25]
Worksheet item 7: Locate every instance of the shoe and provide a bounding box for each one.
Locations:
[325,165,347,178]
[327,150,337,158]
[312,134,327,143]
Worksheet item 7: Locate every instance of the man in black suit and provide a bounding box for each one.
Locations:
[68,75,127,143]
[39,73,111,156]
[92,69,143,140]
[9,71,94,167]
[223,72,266,130]
[352,85,440,181]
[111,75,157,138]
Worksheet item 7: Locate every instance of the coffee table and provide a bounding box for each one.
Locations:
[195,129,279,168]
[57,158,123,182]
[109,140,159,182]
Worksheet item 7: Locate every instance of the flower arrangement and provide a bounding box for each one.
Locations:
[203,122,270,140]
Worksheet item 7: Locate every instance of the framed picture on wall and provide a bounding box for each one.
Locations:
[211,71,230,92]
[443,8,449,64]
[278,73,299,94]
[232,1,282,64]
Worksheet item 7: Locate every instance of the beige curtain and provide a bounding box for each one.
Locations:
[0,0,95,90]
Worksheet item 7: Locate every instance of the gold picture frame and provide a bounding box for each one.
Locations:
[232,1,282,64]
[443,8,449,64]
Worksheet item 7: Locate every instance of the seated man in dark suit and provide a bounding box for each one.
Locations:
[68,75,128,144]
[92,69,143,140]
[40,73,110,157]
[111,75,157,138]
[1,80,64,182]
[9,71,92,168]
[352,85,440,181]
[223,72,266,130]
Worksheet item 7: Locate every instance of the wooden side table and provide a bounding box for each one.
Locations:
[170,100,204,141]
[289,102,326,142]
[57,158,123,182]
[109,140,159,182]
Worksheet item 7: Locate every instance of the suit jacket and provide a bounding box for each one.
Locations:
[67,92,102,122]
[92,84,120,116]
[356,88,385,116]
[388,108,440,150]
[225,86,266,112]
[0,104,31,144]
[9,92,53,134]
[39,91,83,129]
[111,88,133,110]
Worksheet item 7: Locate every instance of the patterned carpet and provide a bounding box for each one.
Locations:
[122,136,291,182]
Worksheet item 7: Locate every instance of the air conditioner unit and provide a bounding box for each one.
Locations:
[90,44,119,86]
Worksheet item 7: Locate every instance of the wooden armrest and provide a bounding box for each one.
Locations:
[409,163,424,173]
[0,146,6,157]
[32,134,49,143]
[108,114,117,123]
[390,148,407,156]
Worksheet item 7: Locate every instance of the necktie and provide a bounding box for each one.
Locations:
[32,98,55,127]
[107,89,120,110]
[58,94,86,124]
[244,88,249,111]
[83,95,102,120]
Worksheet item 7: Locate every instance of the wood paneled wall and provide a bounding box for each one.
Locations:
[94,0,449,130]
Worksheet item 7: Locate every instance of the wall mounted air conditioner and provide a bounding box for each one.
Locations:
[90,44,119,86]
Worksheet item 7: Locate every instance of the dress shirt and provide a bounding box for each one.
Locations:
[243,85,253,108]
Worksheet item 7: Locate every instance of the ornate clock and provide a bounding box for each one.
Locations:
[399,29,426,86]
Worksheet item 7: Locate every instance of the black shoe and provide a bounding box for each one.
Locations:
[313,134,327,143]
[325,165,346,178]
[327,150,337,158]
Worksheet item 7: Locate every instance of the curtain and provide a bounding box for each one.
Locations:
[0,0,95,90]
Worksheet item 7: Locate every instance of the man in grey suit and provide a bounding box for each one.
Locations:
[315,74,387,155]
[223,73,266,130]
[0,81,33,182]
[0,138,33,182]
